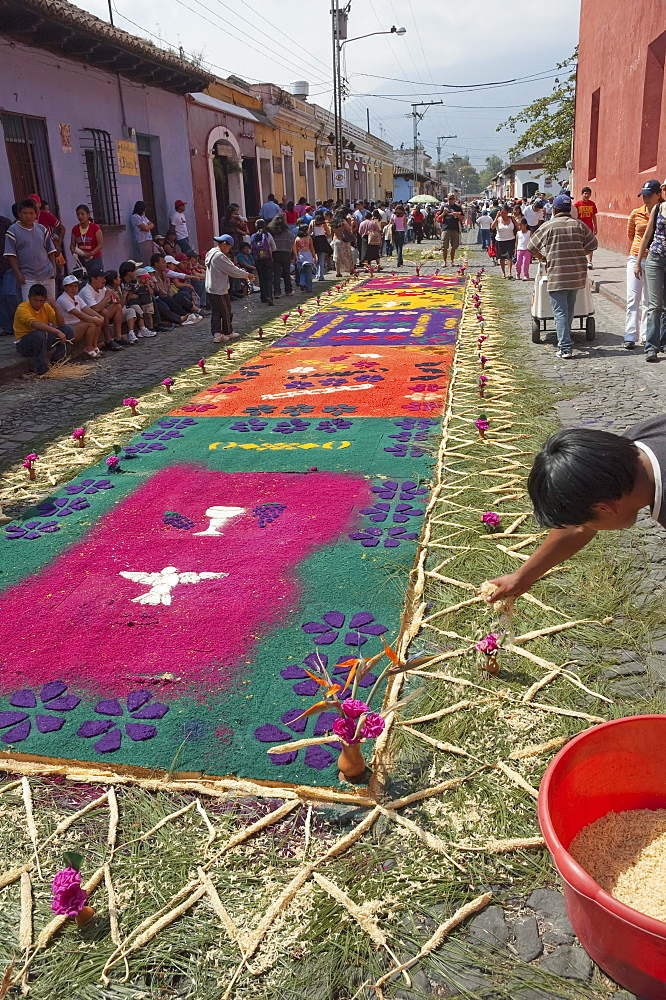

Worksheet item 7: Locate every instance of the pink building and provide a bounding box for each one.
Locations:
[574,1,666,253]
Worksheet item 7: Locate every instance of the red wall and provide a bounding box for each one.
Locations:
[574,1,666,253]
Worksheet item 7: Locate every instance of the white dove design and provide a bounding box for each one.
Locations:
[119,566,228,606]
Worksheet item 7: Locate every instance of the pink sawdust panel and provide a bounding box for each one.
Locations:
[0,466,367,697]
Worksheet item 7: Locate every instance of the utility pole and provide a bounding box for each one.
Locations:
[367,107,370,134]
[436,134,456,197]
[410,101,444,195]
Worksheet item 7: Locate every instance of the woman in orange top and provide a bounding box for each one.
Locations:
[624,179,662,349]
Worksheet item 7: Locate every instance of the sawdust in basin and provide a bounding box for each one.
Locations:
[569,809,666,923]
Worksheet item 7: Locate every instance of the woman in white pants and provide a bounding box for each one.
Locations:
[625,179,662,349]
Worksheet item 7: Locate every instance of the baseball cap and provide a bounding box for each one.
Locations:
[640,179,662,196]
[62,275,79,286]
[135,267,148,276]
[88,267,105,278]
[164,255,179,264]
[28,192,41,205]
[175,200,186,207]
[144,266,156,273]
[552,194,572,210]
[214,234,234,243]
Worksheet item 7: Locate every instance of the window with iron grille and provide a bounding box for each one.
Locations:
[80,128,121,226]
[0,113,58,212]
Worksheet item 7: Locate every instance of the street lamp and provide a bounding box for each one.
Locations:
[331,3,406,195]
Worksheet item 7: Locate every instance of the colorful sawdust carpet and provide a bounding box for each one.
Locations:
[0,275,465,787]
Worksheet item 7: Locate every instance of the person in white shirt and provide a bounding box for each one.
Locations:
[515,219,533,280]
[169,200,192,254]
[205,235,250,343]
[477,210,493,249]
[79,269,124,350]
[522,202,544,231]
[55,275,102,357]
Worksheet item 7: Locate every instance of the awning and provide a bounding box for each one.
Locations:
[188,93,260,123]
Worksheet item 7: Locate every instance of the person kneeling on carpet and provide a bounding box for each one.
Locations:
[14,283,74,375]
[204,235,250,344]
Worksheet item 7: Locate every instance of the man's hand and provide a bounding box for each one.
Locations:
[16,271,26,285]
[485,572,532,603]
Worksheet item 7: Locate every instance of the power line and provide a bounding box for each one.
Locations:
[353,67,561,87]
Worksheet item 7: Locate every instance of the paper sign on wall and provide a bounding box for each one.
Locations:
[116,140,139,176]
[59,123,72,154]
[333,168,348,189]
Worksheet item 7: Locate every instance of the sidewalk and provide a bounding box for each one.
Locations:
[590,245,627,308]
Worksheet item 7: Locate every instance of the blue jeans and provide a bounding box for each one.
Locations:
[177,237,193,255]
[549,289,577,352]
[0,268,19,333]
[480,229,492,249]
[15,325,74,374]
[299,262,313,291]
[382,240,393,256]
[645,253,666,352]
[316,252,327,281]
[190,277,207,307]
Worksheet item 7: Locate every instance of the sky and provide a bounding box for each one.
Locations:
[75,0,581,170]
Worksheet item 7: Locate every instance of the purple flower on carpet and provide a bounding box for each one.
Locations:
[284,381,314,390]
[332,717,360,744]
[163,511,195,530]
[301,611,388,647]
[318,377,348,387]
[481,511,501,529]
[106,455,120,470]
[272,419,311,434]
[63,478,114,496]
[179,404,216,413]
[77,690,169,754]
[341,698,368,719]
[5,519,61,540]
[243,405,277,416]
[51,867,88,917]
[360,712,385,738]
[0,682,81,744]
[230,420,268,432]
[316,419,353,433]
[252,503,286,527]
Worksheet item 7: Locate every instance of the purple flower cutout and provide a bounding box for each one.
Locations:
[63,478,114,496]
[272,419,311,434]
[317,419,353,433]
[252,503,286,527]
[5,519,61,540]
[230,419,268,432]
[323,404,357,416]
[77,690,169,753]
[282,405,315,416]
[243,405,277,416]
[301,611,388,647]
[0,681,81,743]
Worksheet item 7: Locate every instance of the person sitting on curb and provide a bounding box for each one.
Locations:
[78,268,123,351]
[13,284,74,375]
[55,275,103,358]
[487,419,666,605]
[204,234,250,344]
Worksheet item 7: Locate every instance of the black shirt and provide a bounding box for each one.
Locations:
[441,205,463,231]
[626,416,666,529]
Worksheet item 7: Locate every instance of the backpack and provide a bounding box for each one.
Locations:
[251,232,273,261]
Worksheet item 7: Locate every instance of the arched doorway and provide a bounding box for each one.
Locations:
[522,181,538,199]
[207,126,245,233]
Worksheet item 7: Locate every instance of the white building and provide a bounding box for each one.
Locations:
[490,147,570,200]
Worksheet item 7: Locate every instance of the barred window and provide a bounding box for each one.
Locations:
[1,113,58,211]
[80,128,121,226]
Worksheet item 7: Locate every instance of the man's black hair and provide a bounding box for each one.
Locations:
[28,284,47,298]
[528,428,641,527]
[150,253,165,267]
[18,198,38,213]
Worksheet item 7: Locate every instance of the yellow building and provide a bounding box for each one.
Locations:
[189,75,394,242]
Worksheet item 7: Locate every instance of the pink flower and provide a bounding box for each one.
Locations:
[475,417,489,432]
[475,633,500,654]
[342,698,369,719]
[72,427,85,440]
[197,358,206,368]
[360,712,385,738]
[332,717,360,745]
[51,867,88,917]
[24,453,38,465]
[162,378,174,389]
[282,313,290,324]
[123,397,138,408]
[481,511,501,528]
[479,355,487,367]
[106,455,119,469]
[479,375,488,385]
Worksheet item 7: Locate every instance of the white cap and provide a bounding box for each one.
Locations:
[63,275,79,286]
[164,255,179,264]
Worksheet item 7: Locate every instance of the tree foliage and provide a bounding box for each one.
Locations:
[478,155,504,190]
[497,50,577,177]
[438,154,481,194]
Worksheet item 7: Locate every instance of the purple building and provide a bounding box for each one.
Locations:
[0,0,213,266]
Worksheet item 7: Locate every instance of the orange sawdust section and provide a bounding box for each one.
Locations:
[169,345,455,419]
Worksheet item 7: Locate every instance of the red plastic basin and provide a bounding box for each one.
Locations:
[538,715,666,999]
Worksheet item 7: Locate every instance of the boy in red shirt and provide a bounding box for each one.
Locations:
[574,187,598,269]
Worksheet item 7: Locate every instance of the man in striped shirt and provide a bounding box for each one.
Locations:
[528,194,598,359]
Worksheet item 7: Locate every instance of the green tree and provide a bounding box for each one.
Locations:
[497,50,576,177]
[439,154,481,194]
[478,155,504,190]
